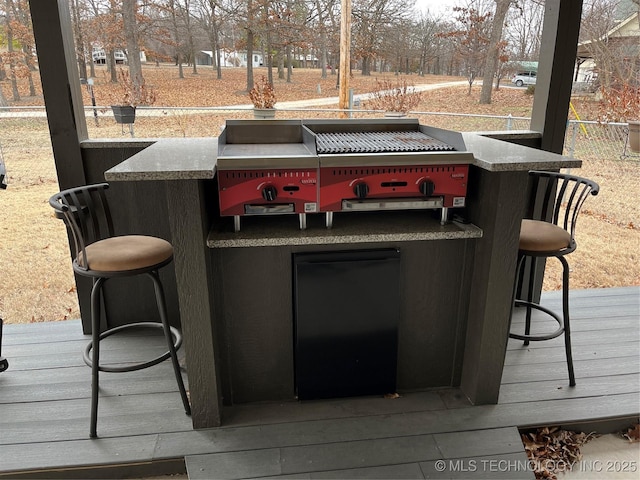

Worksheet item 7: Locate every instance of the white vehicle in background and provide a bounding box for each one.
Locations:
[511,71,537,87]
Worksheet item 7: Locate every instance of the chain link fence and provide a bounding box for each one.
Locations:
[1,106,638,165]
[564,119,639,162]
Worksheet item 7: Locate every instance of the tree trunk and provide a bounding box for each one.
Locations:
[178,54,184,79]
[215,44,222,79]
[320,38,328,78]
[0,83,8,106]
[70,0,87,80]
[246,29,254,92]
[5,0,20,101]
[108,50,118,82]
[123,0,144,97]
[287,45,293,83]
[362,57,370,76]
[213,21,222,79]
[480,0,511,104]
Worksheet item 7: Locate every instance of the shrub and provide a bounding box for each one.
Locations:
[597,83,640,123]
[366,79,422,114]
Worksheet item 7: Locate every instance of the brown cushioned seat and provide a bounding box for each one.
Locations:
[519,219,572,252]
[80,235,173,272]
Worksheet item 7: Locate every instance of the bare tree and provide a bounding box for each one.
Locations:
[4,0,20,100]
[197,0,235,79]
[505,0,544,61]
[122,0,143,82]
[244,0,260,91]
[7,0,36,96]
[480,0,512,104]
[414,11,443,76]
[352,0,409,75]
[70,0,89,80]
[440,5,492,94]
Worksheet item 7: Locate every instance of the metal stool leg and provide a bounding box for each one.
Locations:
[0,317,8,373]
[559,256,576,386]
[509,254,525,327]
[89,277,106,438]
[523,258,538,346]
[149,271,191,415]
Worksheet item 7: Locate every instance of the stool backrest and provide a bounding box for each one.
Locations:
[528,170,599,241]
[49,183,114,270]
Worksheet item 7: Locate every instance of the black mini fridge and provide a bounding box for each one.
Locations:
[293,249,401,400]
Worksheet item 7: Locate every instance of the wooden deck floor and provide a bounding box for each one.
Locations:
[1,287,638,479]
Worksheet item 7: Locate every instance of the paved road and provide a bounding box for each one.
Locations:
[0,81,470,118]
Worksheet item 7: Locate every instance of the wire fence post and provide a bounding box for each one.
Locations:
[348,88,354,119]
[567,120,578,159]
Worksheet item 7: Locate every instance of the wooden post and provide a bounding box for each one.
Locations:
[338,0,351,118]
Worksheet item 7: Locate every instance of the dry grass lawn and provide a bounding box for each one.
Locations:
[0,66,638,324]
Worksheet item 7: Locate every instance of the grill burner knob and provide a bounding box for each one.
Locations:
[262,185,278,201]
[419,179,436,197]
[353,182,369,199]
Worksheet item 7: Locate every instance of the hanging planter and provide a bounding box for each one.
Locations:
[108,69,156,132]
[111,105,136,124]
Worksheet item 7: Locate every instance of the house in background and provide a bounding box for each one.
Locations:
[197,50,263,68]
[91,45,148,65]
[575,11,640,85]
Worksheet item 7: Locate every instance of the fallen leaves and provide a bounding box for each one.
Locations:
[521,426,596,479]
[624,423,640,443]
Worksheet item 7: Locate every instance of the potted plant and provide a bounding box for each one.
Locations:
[249,76,277,119]
[111,68,156,125]
[366,79,422,117]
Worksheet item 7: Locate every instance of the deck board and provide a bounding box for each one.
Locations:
[0,287,638,479]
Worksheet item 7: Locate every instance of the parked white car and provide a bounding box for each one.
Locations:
[511,71,537,87]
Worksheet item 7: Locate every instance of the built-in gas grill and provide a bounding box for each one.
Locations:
[315,130,456,154]
[216,119,474,231]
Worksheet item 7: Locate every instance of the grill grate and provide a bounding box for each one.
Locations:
[315,131,456,154]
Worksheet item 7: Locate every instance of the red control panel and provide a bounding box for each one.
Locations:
[218,169,318,216]
[318,164,469,212]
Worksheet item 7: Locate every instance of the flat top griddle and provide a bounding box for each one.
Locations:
[315,131,456,154]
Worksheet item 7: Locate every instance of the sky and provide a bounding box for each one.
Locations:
[413,0,461,16]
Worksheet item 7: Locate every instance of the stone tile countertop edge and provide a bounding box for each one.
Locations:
[103,133,581,182]
[104,137,217,181]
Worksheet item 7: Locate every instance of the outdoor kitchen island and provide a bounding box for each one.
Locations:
[105,123,581,430]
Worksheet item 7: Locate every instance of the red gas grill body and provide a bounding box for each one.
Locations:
[218,168,318,216]
[216,120,474,231]
[307,121,474,227]
[319,164,469,212]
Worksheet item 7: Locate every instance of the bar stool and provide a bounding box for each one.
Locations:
[49,183,191,438]
[510,171,599,387]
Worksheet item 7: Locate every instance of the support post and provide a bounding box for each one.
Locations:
[338,0,352,118]
[29,0,87,189]
[531,0,584,154]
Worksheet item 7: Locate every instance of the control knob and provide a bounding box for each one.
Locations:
[353,182,369,199]
[419,179,435,197]
[262,185,278,201]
